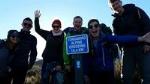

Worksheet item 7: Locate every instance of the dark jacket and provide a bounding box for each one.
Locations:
[12,30,37,69]
[0,40,14,77]
[112,4,150,36]
[92,33,138,72]
[34,18,64,65]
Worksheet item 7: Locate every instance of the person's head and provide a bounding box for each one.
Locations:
[73,16,83,30]
[22,17,33,31]
[7,30,19,44]
[108,0,124,14]
[52,19,61,33]
[88,19,101,38]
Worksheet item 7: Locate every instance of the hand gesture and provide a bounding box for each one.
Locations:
[141,32,150,43]
[35,10,41,18]
[65,64,71,72]
[55,65,62,71]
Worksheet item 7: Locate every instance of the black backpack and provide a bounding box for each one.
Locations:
[100,23,120,59]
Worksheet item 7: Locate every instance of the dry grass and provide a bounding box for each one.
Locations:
[25,66,41,84]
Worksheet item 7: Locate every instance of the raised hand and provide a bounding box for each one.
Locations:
[34,10,41,18]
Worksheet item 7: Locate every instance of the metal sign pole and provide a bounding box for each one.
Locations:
[66,34,89,84]
[74,54,84,84]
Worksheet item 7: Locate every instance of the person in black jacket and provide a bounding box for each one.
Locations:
[10,17,37,84]
[34,10,64,84]
[0,30,19,84]
[108,0,150,84]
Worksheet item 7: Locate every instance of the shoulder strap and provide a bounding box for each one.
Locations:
[137,8,141,19]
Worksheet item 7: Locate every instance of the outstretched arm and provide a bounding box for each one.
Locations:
[105,32,150,44]
[34,10,49,40]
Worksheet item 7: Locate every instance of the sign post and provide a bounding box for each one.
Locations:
[66,34,89,84]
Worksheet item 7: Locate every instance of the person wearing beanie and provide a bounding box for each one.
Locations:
[7,30,18,39]
[34,10,64,84]
[10,17,37,84]
[0,30,19,84]
[52,19,61,28]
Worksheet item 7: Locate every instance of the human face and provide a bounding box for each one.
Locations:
[52,23,61,33]
[9,33,19,44]
[110,0,124,14]
[73,18,82,30]
[22,20,33,31]
[88,21,100,38]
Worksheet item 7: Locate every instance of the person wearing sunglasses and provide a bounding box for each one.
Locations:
[0,30,19,84]
[108,0,150,83]
[10,17,37,84]
[34,10,64,84]
[86,19,150,84]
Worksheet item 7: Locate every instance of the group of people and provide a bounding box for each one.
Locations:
[0,17,37,84]
[0,0,150,84]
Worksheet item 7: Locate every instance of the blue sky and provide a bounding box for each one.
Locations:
[0,0,150,59]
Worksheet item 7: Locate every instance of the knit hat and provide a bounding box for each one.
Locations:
[7,30,19,39]
[52,19,61,27]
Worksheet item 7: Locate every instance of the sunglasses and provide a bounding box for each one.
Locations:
[52,26,60,28]
[23,23,32,27]
[89,24,99,29]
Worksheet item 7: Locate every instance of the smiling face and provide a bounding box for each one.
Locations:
[10,36,18,44]
[22,20,33,31]
[52,23,61,33]
[88,21,101,38]
[52,19,61,33]
[73,17,83,30]
[7,30,19,44]
[110,0,124,14]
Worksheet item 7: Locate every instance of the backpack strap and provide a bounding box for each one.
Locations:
[137,8,141,19]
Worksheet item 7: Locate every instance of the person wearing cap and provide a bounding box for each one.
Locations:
[0,30,19,84]
[108,0,150,83]
[34,10,64,84]
[10,17,37,84]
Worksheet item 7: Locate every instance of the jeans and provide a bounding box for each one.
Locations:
[40,62,64,84]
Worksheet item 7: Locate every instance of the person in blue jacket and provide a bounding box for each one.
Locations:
[0,30,19,84]
[84,19,150,84]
